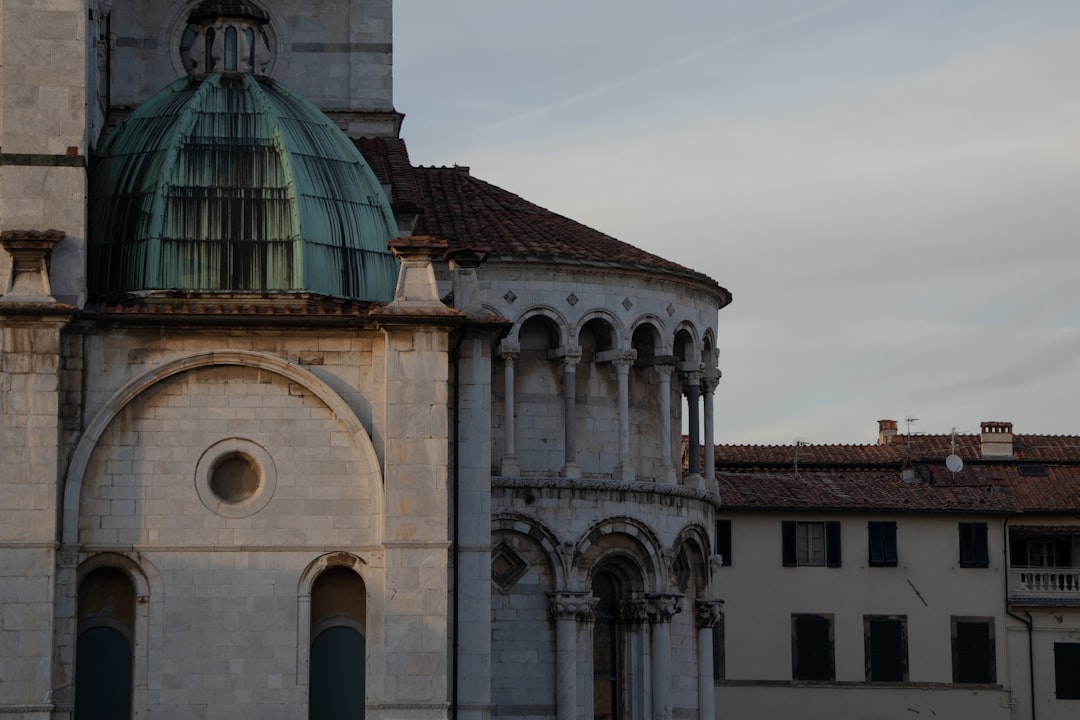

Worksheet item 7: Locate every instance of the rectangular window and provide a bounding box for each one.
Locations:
[952,617,995,684]
[792,614,834,681]
[1055,643,1080,699]
[716,519,732,566]
[958,522,989,568]
[868,521,898,567]
[783,521,841,567]
[1010,533,1073,568]
[864,615,908,682]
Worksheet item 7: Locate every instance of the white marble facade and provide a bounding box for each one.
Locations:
[0,2,729,719]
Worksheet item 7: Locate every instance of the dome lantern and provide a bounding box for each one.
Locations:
[186,0,272,77]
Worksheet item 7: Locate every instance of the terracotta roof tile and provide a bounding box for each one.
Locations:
[354,137,726,290]
[712,432,1080,513]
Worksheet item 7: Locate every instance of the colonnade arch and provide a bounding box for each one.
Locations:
[495,307,717,485]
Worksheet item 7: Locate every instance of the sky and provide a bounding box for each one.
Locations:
[391,1,1080,445]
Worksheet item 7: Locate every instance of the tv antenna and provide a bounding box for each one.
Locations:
[945,427,964,474]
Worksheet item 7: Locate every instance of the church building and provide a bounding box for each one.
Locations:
[0,2,731,719]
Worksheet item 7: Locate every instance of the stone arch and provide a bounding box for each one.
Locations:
[297,552,369,719]
[62,350,382,545]
[575,308,625,350]
[701,330,718,370]
[672,322,701,363]
[670,524,712,596]
[574,516,665,593]
[492,513,568,589]
[74,552,159,718]
[629,315,669,358]
[507,306,570,348]
[298,551,370,595]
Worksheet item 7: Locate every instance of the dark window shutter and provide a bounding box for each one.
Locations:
[1055,643,1080,699]
[782,521,797,567]
[716,519,732,566]
[794,615,833,681]
[960,523,989,568]
[868,618,905,681]
[974,524,989,566]
[869,522,898,567]
[956,621,993,683]
[826,521,842,567]
[1058,538,1073,567]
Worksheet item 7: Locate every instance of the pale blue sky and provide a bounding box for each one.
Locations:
[393,1,1080,444]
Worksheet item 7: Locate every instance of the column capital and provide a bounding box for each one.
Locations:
[695,600,724,629]
[612,350,638,369]
[682,370,702,388]
[645,593,684,624]
[653,363,675,380]
[499,339,520,358]
[619,598,650,625]
[700,370,721,395]
[549,592,597,622]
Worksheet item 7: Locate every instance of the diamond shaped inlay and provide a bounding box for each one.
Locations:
[622,297,634,311]
[503,290,518,304]
[492,542,529,593]
[666,303,676,316]
[566,293,579,306]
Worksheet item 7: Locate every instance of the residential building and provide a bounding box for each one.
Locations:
[713,420,1080,720]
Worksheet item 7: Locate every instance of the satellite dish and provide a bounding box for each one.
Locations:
[945,454,964,473]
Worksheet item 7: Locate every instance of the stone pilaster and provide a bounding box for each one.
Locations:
[612,353,636,482]
[700,369,720,494]
[557,347,582,479]
[646,594,683,720]
[549,593,596,720]
[454,329,497,720]
[654,363,677,484]
[0,0,89,306]
[696,600,724,720]
[498,339,520,476]
[681,368,703,487]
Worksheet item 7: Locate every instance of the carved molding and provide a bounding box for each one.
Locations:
[646,593,684,624]
[549,592,597,622]
[695,600,724,629]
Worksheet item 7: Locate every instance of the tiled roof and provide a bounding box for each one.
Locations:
[715,434,1080,465]
[712,432,1080,514]
[355,138,726,291]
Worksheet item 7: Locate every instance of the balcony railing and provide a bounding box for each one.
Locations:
[1008,568,1080,605]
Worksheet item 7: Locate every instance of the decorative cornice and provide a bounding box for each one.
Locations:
[492,476,720,507]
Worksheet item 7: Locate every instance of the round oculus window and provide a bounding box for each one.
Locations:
[195,438,277,518]
[209,452,261,503]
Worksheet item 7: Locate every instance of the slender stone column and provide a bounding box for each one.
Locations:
[560,348,582,479]
[550,593,595,720]
[613,353,635,482]
[683,370,703,485]
[647,594,683,720]
[701,370,720,493]
[655,364,677,484]
[696,600,724,720]
[499,339,520,476]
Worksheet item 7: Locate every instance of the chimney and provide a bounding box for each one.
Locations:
[980,421,1013,459]
[878,419,898,446]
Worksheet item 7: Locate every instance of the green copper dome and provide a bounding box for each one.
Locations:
[89,72,399,301]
